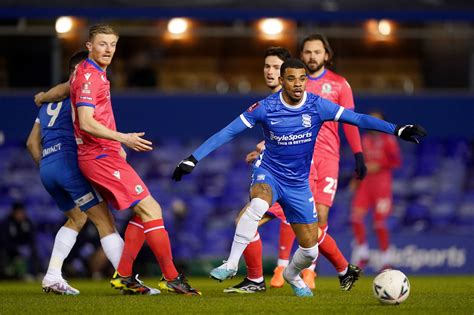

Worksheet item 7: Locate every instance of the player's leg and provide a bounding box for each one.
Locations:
[210,169,275,281]
[279,186,318,297]
[350,181,371,269]
[313,158,361,290]
[373,196,392,271]
[39,163,85,295]
[132,196,200,295]
[224,207,269,293]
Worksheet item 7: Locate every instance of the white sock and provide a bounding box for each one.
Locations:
[277,259,289,267]
[338,266,348,276]
[248,276,264,283]
[227,198,269,269]
[100,232,124,270]
[285,244,319,288]
[45,226,78,279]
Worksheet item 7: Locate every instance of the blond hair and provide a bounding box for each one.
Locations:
[88,24,119,41]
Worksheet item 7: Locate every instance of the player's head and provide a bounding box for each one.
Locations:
[263,47,292,91]
[299,34,333,75]
[86,24,119,69]
[279,58,308,104]
[68,50,89,74]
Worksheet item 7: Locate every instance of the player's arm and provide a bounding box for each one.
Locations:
[339,79,367,179]
[77,106,152,152]
[318,99,427,143]
[34,82,70,107]
[385,137,402,169]
[26,120,42,166]
[172,106,264,181]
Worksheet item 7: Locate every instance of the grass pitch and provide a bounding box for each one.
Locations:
[0,275,473,314]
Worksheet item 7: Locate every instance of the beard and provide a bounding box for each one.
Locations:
[306,61,324,74]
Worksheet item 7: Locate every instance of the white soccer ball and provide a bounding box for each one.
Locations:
[372,269,410,305]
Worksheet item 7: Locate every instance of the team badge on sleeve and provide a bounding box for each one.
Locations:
[247,102,260,112]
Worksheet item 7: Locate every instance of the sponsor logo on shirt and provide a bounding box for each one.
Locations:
[113,170,121,179]
[80,96,93,101]
[302,114,311,128]
[42,143,62,157]
[269,131,313,145]
[247,102,260,112]
[322,83,332,93]
[135,185,144,194]
[82,83,91,94]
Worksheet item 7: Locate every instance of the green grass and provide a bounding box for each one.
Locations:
[0,276,473,314]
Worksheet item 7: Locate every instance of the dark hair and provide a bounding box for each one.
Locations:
[280,58,307,76]
[68,50,89,74]
[11,201,25,212]
[299,33,334,66]
[88,24,119,41]
[264,47,292,63]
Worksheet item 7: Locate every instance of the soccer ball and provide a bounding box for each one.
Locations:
[372,269,410,305]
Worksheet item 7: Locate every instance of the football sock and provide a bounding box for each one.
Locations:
[117,215,145,277]
[227,198,269,269]
[352,220,366,245]
[318,224,349,273]
[277,259,289,267]
[143,219,179,281]
[243,233,263,281]
[278,222,295,260]
[45,226,78,279]
[100,232,124,270]
[285,244,319,288]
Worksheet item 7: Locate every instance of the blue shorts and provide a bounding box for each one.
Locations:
[251,166,317,224]
[40,154,102,212]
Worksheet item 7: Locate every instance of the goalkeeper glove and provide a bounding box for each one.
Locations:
[172,155,198,181]
[395,124,427,144]
[354,152,367,180]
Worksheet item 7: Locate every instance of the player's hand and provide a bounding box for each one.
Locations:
[34,92,45,107]
[245,150,260,164]
[395,124,427,144]
[256,141,265,153]
[123,132,153,152]
[172,155,198,181]
[354,152,367,180]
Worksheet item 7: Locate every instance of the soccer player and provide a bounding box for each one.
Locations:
[350,110,401,270]
[224,47,295,293]
[70,24,199,295]
[294,34,367,289]
[172,58,426,297]
[26,50,125,295]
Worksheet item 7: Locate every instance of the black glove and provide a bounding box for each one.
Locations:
[172,155,198,181]
[395,124,427,144]
[354,152,367,180]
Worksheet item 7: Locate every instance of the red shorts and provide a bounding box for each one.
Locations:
[352,178,392,217]
[266,202,288,223]
[310,156,340,207]
[79,154,150,210]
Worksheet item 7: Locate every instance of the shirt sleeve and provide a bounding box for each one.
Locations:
[316,97,345,122]
[192,116,249,161]
[338,79,355,110]
[338,109,397,135]
[73,72,101,108]
[342,124,363,153]
[384,136,402,169]
[35,117,40,124]
[240,102,266,128]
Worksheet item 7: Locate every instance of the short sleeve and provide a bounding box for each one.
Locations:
[240,102,266,128]
[316,97,345,122]
[73,71,101,108]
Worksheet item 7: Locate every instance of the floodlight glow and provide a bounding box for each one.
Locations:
[55,16,73,34]
[260,18,284,35]
[377,19,392,36]
[168,18,188,35]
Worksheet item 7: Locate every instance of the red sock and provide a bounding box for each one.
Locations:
[117,215,146,277]
[318,224,348,273]
[352,220,366,245]
[278,222,295,260]
[374,223,390,251]
[143,219,179,280]
[243,233,263,280]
